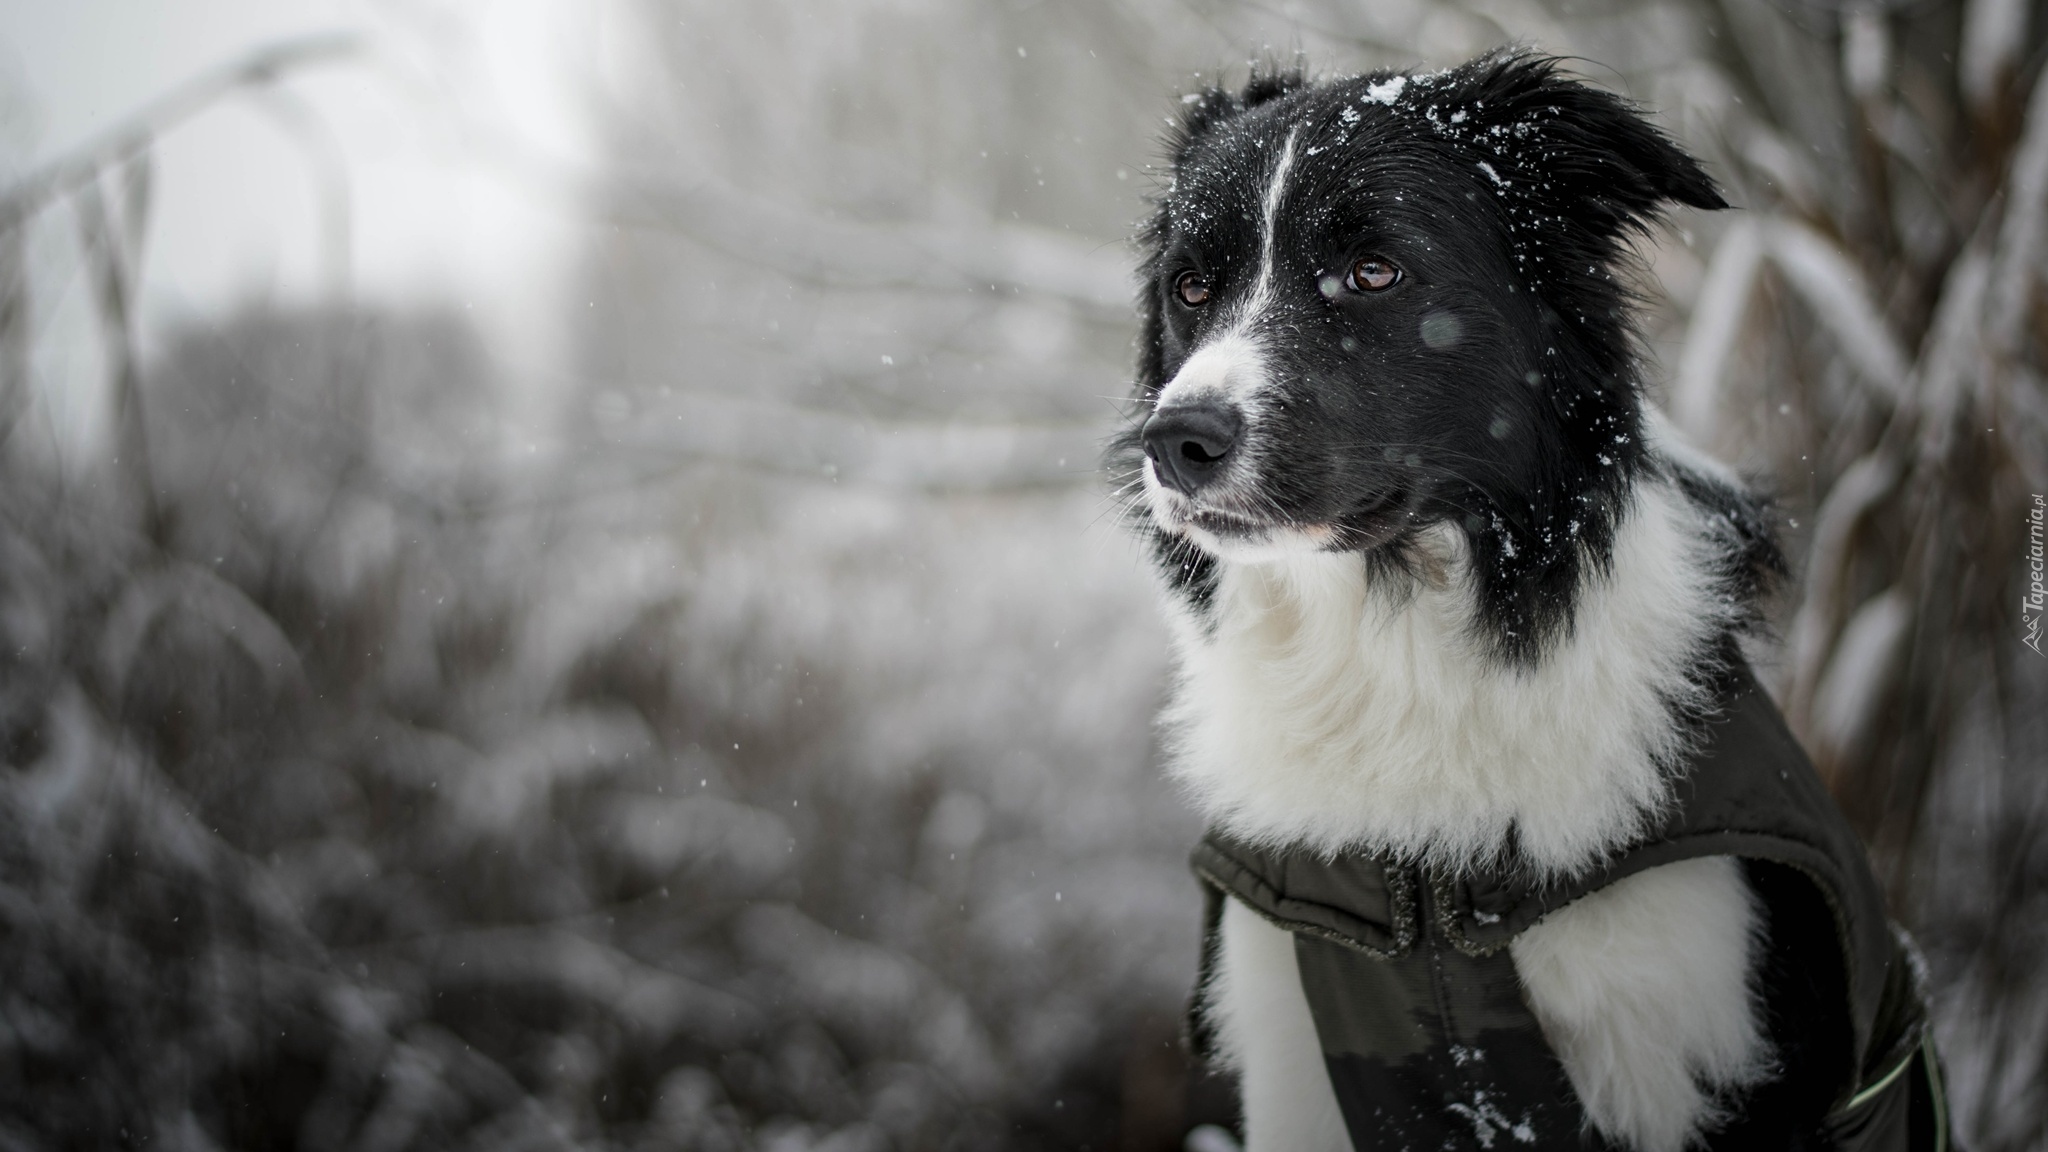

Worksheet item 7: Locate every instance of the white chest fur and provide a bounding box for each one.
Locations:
[1166,472,1773,1149]
[1159,476,1743,876]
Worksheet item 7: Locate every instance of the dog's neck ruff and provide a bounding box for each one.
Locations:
[1159,470,1739,877]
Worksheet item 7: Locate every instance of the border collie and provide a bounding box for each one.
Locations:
[1110,52,1914,1152]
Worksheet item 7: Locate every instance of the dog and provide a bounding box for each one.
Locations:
[1111,52,1942,1152]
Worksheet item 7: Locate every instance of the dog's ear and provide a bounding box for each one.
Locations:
[1166,66,1307,166]
[1460,53,1725,232]
[1171,86,1240,160]
[1240,66,1307,111]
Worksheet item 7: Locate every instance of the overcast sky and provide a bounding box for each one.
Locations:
[0,0,613,456]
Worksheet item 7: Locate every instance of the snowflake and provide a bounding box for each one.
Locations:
[1363,76,1406,105]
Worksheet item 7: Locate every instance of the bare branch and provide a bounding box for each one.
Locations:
[1960,0,2030,115]
[1984,67,2048,362]
[1672,218,1763,440]
[1810,586,1913,772]
[1784,452,1900,729]
[248,86,354,303]
[71,174,158,536]
[589,390,1105,491]
[0,33,360,234]
[0,224,26,450]
[99,562,308,698]
[1911,246,1992,466]
[1762,219,1911,400]
[599,171,1133,316]
[1673,218,1908,440]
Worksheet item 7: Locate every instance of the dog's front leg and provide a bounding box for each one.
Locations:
[1210,896,1353,1152]
[1511,856,1771,1152]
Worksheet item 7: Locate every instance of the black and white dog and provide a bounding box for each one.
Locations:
[1111,54,1908,1151]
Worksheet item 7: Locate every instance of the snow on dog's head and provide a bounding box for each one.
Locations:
[1115,53,1727,662]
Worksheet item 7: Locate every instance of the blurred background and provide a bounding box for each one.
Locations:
[0,1,2041,1149]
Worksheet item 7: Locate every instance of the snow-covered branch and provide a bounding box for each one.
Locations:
[588,389,1105,491]
[601,174,1133,316]
[1671,217,1906,439]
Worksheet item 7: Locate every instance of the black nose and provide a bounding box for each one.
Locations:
[1143,403,1243,495]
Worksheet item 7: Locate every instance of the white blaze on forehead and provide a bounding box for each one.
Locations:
[1165,125,1300,414]
[1153,125,1303,441]
[1243,126,1302,326]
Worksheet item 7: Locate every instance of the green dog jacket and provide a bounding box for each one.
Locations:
[1189,662,1948,1151]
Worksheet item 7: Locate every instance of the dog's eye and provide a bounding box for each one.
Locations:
[1174,271,1212,307]
[1346,257,1401,293]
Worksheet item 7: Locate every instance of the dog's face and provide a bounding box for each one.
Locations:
[1120,55,1725,658]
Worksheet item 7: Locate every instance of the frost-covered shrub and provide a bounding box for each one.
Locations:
[0,304,1200,1150]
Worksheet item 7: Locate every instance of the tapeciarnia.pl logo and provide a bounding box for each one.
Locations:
[2027,494,2046,656]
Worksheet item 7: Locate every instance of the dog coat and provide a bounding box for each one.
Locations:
[1189,662,1948,1151]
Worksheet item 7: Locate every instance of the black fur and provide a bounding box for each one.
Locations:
[1112,52,1740,662]
[1667,457,1790,611]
